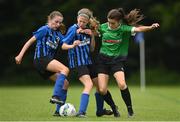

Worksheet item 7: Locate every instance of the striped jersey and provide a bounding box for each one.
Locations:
[33,25,64,59]
[62,24,92,68]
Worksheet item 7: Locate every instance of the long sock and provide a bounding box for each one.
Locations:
[120,87,132,108]
[95,92,104,113]
[55,89,68,112]
[79,93,89,113]
[53,74,66,97]
[103,90,116,110]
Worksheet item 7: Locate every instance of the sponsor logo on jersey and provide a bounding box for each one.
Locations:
[103,39,122,43]
[79,37,90,46]
[46,36,60,49]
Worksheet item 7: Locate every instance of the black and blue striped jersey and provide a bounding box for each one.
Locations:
[62,24,92,68]
[33,25,64,59]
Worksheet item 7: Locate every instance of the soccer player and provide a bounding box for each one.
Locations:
[15,11,69,115]
[78,8,119,117]
[61,8,117,117]
[95,8,160,117]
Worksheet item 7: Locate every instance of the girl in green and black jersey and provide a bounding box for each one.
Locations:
[95,8,159,117]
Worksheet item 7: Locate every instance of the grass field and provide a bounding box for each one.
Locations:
[0,85,180,121]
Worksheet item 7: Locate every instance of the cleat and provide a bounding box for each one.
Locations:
[76,112,86,118]
[96,109,113,117]
[53,111,60,117]
[127,106,134,118]
[50,96,64,105]
[112,106,120,117]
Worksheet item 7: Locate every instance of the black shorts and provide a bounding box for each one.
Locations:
[33,56,55,79]
[75,65,97,79]
[97,53,125,75]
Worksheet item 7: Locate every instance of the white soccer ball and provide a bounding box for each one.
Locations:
[59,103,76,116]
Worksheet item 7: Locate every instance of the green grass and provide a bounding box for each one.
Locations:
[0,85,180,121]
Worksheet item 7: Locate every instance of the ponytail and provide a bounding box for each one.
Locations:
[58,23,66,34]
[107,8,144,26]
[125,9,144,26]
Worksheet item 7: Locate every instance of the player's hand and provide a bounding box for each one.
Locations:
[76,28,83,34]
[15,55,22,64]
[77,28,93,36]
[84,29,93,36]
[73,40,81,47]
[151,23,160,29]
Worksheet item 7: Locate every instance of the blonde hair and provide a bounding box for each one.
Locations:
[78,8,100,31]
[77,8,93,19]
[48,11,66,34]
[48,11,63,21]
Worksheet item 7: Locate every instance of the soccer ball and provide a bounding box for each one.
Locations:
[59,103,76,116]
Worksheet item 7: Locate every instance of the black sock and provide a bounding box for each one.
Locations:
[103,90,116,110]
[120,87,132,108]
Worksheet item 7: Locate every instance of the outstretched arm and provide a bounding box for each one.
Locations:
[15,36,36,64]
[134,23,160,32]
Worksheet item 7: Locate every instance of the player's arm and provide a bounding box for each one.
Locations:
[15,36,36,64]
[62,26,81,50]
[62,40,81,50]
[133,23,160,32]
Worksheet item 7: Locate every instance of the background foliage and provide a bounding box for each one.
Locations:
[0,0,180,85]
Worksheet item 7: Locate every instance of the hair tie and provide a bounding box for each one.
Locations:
[78,13,90,19]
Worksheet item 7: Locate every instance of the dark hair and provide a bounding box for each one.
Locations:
[107,8,144,26]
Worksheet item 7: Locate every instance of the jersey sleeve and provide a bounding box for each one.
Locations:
[122,25,136,36]
[62,26,76,44]
[98,23,106,37]
[33,26,47,40]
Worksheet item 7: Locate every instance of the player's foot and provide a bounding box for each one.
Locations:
[50,96,64,105]
[96,109,113,117]
[53,111,60,117]
[76,112,86,118]
[127,106,134,118]
[112,106,120,117]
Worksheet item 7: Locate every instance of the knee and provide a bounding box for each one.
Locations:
[118,82,127,90]
[88,81,93,90]
[85,81,93,91]
[98,88,107,95]
[62,67,69,76]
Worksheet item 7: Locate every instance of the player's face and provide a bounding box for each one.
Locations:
[49,16,63,30]
[77,16,89,29]
[107,18,120,30]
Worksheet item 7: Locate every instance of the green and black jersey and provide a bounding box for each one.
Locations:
[99,23,135,57]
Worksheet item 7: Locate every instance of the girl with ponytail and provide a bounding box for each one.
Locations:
[96,8,159,117]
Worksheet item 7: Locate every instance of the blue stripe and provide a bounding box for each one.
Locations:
[72,53,75,68]
[80,46,85,65]
[37,46,41,58]
[42,38,46,57]
[86,44,91,64]
[75,47,80,66]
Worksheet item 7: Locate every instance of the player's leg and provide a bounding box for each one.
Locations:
[92,77,113,117]
[76,74,93,117]
[114,71,134,117]
[50,74,69,116]
[47,59,69,105]
[98,73,120,117]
